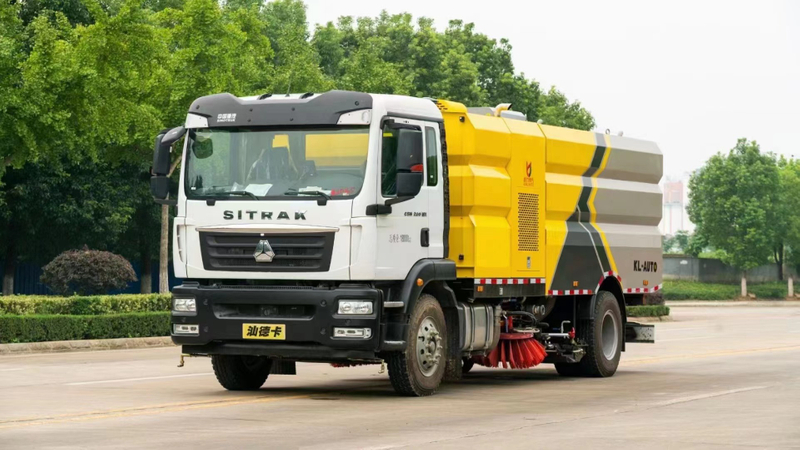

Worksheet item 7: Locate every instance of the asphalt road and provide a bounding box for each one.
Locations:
[1,305,799,449]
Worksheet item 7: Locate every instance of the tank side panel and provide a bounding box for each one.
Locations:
[593,134,663,291]
[467,113,512,278]
[504,118,546,277]
[541,126,605,292]
[439,102,471,277]
[439,100,512,278]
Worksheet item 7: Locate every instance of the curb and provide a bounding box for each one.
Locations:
[0,336,175,355]
[666,300,800,307]
[628,315,672,323]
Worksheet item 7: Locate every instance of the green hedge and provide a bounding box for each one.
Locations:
[0,294,171,315]
[626,305,670,317]
[0,312,171,343]
[663,280,787,300]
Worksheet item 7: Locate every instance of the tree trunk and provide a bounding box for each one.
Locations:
[2,247,15,296]
[159,204,169,293]
[775,246,784,281]
[789,277,794,299]
[140,256,152,294]
[740,273,747,298]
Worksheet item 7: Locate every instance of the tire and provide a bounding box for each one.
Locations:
[387,294,447,396]
[211,355,272,390]
[555,290,622,378]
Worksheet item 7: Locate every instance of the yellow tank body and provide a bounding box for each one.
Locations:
[438,99,662,295]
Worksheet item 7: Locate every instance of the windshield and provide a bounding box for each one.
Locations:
[185,126,369,200]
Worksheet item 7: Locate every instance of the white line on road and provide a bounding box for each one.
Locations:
[651,386,767,408]
[658,336,714,343]
[0,368,24,372]
[65,373,213,386]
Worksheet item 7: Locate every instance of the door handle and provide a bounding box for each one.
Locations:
[420,228,430,247]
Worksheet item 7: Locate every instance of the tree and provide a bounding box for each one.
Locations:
[0,160,141,295]
[778,159,800,278]
[688,139,780,296]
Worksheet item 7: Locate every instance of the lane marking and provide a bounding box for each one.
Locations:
[3,345,800,431]
[647,386,767,409]
[624,344,800,366]
[658,336,714,343]
[0,368,24,372]
[65,372,212,386]
[0,394,313,430]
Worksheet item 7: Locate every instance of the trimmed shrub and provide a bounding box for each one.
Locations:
[0,312,171,343]
[40,248,137,296]
[664,280,787,300]
[627,305,670,317]
[0,294,171,315]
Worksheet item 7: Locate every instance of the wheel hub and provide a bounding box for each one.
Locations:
[416,317,443,377]
[601,309,619,360]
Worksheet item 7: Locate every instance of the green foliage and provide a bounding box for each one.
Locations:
[0,312,170,343]
[663,280,787,300]
[688,139,780,271]
[0,293,171,315]
[40,248,137,295]
[626,305,670,317]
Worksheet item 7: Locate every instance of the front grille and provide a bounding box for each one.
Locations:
[199,232,335,272]
[213,303,314,319]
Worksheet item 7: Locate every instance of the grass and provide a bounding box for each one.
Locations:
[626,305,670,317]
[663,280,788,300]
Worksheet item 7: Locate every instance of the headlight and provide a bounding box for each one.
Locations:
[173,324,199,336]
[337,300,373,315]
[173,298,196,312]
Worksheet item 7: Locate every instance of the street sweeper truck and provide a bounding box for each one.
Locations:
[151,91,662,396]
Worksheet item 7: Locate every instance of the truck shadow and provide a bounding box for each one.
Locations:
[234,366,650,399]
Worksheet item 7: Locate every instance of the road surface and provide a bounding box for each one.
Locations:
[1,305,799,449]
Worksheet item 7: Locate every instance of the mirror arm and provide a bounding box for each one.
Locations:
[365,196,414,216]
[386,196,413,206]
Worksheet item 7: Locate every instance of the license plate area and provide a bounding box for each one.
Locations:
[242,323,286,340]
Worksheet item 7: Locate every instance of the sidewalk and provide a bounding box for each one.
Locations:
[667,300,800,307]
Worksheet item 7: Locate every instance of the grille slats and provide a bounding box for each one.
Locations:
[200,232,334,272]
[518,193,540,252]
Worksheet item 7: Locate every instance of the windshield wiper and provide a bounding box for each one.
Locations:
[284,189,330,205]
[204,189,259,200]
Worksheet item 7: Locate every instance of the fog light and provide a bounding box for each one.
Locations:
[337,300,373,315]
[173,298,196,312]
[333,327,372,339]
[173,324,199,336]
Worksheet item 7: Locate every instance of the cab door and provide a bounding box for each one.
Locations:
[374,117,430,279]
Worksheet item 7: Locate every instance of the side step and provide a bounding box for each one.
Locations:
[625,322,655,343]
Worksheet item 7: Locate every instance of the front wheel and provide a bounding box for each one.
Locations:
[211,355,272,390]
[387,294,447,396]
[555,290,623,377]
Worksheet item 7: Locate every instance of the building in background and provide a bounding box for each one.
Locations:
[660,174,694,235]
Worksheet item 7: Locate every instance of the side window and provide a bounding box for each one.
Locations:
[424,127,438,186]
[381,123,398,196]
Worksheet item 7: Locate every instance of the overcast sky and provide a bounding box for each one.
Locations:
[304,0,800,179]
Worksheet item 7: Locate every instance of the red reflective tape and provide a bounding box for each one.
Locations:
[410,164,424,173]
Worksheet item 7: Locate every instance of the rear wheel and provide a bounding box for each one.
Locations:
[555,290,622,377]
[211,355,272,390]
[387,294,447,396]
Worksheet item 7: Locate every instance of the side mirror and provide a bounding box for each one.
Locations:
[151,126,185,205]
[152,126,186,176]
[150,175,170,200]
[395,129,424,198]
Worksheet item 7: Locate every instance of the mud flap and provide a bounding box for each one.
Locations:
[625,322,655,343]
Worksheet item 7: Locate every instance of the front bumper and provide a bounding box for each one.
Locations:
[171,283,383,362]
